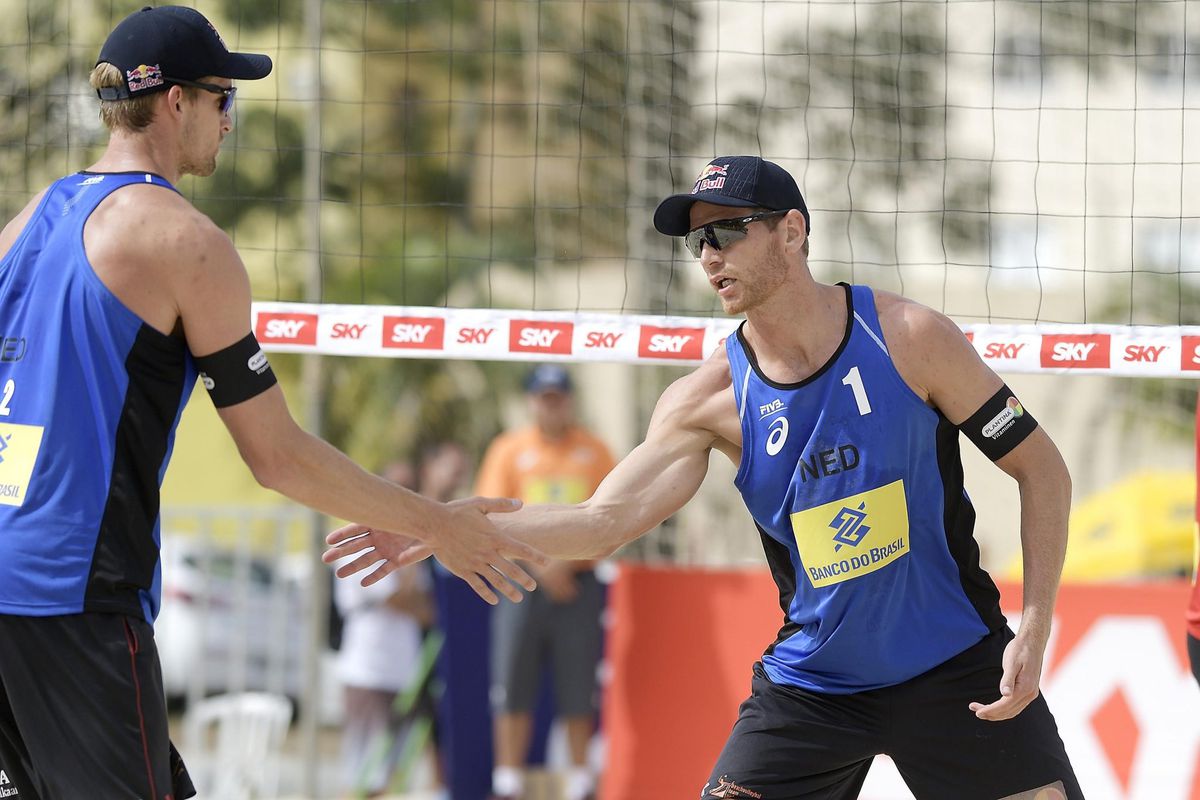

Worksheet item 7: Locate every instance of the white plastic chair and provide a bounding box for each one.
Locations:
[183,691,293,799]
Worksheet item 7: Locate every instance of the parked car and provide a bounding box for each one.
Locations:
[155,536,306,705]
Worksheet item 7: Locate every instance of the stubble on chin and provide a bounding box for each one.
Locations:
[180,155,217,178]
[720,295,747,316]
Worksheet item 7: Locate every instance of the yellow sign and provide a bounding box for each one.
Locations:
[0,422,45,507]
[791,478,910,588]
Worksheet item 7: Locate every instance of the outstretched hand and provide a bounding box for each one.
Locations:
[324,524,432,585]
[323,495,546,605]
[969,630,1046,721]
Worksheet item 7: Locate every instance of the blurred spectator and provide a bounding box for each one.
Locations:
[414,441,472,792]
[419,441,471,506]
[477,365,616,800]
[335,461,435,798]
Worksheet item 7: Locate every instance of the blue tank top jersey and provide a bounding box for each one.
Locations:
[0,171,197,623]
[727,283,1005,693]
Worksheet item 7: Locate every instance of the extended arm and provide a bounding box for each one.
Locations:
[489,409,714,559]
[325,366,727,577]
[164,210,543,603]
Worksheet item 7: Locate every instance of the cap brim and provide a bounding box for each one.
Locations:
[219,52,273,80]
[652,192,759,235]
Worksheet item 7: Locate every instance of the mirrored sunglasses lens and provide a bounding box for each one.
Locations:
[221,88,237,115]
[712,226,745,251]
[684,229,707,258]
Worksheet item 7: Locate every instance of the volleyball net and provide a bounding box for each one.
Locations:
[3,1,1195,337]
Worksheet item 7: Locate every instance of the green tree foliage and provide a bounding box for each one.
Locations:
[0,0,638,468]
[739,1,1178,275]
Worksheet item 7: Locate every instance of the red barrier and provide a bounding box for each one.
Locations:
[600,565,782,799]
[601,564,1199,800]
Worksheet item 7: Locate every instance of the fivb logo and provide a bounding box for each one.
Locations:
[255,312,319,345]
[638,326,705,360]
[382,316,445,350]
[758,399,786,419]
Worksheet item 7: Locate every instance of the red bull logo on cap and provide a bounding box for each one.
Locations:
[692,163,730,194]
[207,21,229,51]
[126,63,163,92]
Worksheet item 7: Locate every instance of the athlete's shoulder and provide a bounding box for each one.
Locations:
[679,343,734,398]
[92,185,245,295]
[872,287,991,408]
[105,184,229,252]
[871,288,966,350]
[0,187,49,260]
[653,345,735,438]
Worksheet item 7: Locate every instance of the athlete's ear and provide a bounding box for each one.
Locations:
[166,84,186,116]
[783,209,807,256]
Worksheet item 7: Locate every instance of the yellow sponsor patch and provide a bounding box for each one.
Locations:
[524,476,591,505]
[790,478,910,588]
[0,422,45,507]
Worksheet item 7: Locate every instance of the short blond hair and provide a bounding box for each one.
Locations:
[90,63,160,131]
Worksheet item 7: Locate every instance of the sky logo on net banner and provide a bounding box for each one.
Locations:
[509,320,574,355]
[382,316,445,350]
[255,312,319,345]
[638,326,705,360]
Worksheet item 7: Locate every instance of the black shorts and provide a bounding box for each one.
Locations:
[704,627,1082,800]
[0,612,195,800]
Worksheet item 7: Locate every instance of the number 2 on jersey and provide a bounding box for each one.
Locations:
[841,367,872,416]
[0,379,12,417]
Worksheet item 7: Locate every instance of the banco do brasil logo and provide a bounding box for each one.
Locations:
[829,502,870,551]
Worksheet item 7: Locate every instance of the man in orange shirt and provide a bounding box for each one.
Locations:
[478,365,616,800]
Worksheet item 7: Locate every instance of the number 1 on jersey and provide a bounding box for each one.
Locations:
[841,367,872,416]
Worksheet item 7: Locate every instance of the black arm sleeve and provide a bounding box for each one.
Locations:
[957,384,1038,461]
[193,332,278,408]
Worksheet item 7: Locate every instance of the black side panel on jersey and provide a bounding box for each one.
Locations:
[757,523,803,658]
[935,414,1007,633]
[85,326,190,617]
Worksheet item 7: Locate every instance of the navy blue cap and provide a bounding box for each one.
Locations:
[96,6,272,100]
[653,156,811,236]
[524,364,573,394]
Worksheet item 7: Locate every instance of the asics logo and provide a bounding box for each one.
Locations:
[765,417,788,456]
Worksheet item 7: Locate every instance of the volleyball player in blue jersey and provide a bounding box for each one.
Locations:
[328,156,1082,798]
[0,7,541,799]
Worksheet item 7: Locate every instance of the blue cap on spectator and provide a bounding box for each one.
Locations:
[524,364,573,394]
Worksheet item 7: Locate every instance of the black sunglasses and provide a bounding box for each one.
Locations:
[682,210,790,258]
[166,77,237,115]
